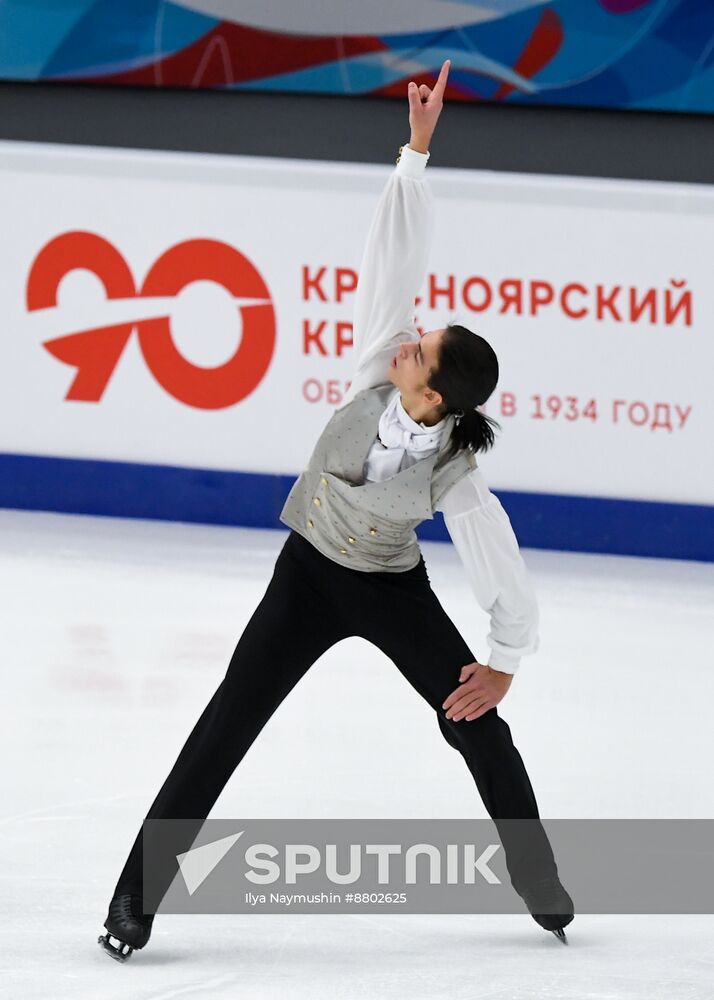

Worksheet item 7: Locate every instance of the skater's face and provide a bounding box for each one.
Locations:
[387,327,447,422]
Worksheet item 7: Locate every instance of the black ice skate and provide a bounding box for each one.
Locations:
[520,875,574,945]
[98,893,154,962]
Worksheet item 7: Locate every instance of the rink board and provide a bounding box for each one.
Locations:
[1,452,711,562]
[0,140,712,560]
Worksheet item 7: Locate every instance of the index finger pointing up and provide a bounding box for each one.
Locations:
[432,59,451,101]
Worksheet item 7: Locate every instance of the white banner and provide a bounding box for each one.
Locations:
[0,139,711,505]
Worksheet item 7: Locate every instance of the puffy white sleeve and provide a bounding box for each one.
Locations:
[338,144,434,410]
[436,467,540,675]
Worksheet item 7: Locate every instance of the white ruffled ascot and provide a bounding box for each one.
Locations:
[363,389,447,483]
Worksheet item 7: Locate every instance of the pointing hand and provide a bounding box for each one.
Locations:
[407,59,451,151]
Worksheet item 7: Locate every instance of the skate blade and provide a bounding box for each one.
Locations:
[551,927,568,945]
[98,933,134,962]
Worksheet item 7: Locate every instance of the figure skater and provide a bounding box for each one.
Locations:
[98,59,574,961]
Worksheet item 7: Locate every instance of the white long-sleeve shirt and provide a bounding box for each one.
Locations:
[338,143,539,675]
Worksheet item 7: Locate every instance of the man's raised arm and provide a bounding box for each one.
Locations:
[342,60,451,404]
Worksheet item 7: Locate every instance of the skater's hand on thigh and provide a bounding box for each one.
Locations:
[442,661,512,722]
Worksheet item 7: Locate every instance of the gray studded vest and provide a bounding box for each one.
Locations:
[279,383,476,572]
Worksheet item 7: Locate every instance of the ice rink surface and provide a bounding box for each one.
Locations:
[2,508,713,999]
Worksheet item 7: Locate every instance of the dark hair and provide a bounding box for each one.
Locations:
[427,322,501,461]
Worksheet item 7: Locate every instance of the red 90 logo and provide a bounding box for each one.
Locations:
[26,232,276,410]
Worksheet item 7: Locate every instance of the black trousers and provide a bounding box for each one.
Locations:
[114,529,558,903]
